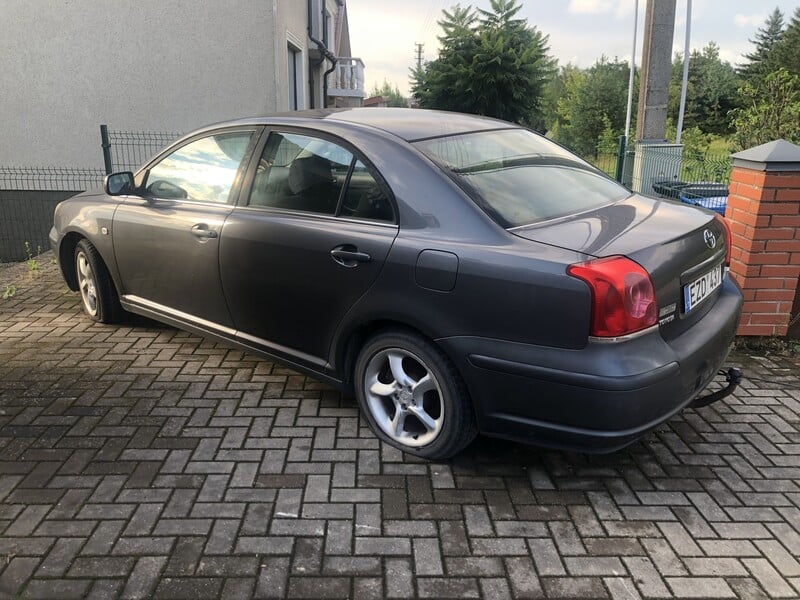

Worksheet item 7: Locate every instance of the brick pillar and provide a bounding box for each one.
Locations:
[726,139,800,336]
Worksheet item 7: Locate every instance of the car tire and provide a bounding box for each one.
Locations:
[354,330,477,460]
[74,239,124,324]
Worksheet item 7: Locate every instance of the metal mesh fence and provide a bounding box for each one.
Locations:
[591,144,731,196]
[676,150,732,188]
[591,152,619,178]
[105,128,183,173]
[0,190,77,262]
[0,166,106,191]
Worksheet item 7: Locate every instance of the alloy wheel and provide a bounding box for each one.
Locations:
[363,347,444,447]
[76,250,99,317]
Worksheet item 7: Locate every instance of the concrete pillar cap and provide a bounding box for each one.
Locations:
[732,139,800,172]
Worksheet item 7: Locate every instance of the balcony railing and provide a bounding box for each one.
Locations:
[328,58,365,98]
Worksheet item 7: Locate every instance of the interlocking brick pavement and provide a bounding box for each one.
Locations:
[0,254,799,599]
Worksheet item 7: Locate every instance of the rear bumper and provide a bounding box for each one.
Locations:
[438,277,743,452]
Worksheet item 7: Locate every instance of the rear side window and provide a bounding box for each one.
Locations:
[249,132,351,215]
[340,160,394,222]
[248,132,394,222]
[415,129,629,228]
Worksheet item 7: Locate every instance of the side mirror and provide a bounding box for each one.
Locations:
[104,171,135,196]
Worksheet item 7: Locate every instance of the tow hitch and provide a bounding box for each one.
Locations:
[690,367,743,408]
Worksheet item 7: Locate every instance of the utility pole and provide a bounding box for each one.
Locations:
[414,43,424,70]
[635,0,677,141]
[676,0,692,144]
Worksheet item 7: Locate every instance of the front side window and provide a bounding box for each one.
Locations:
[415,129,630,228]
[144,132,253,203]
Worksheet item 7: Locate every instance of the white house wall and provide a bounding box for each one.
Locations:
[0,0,314,169]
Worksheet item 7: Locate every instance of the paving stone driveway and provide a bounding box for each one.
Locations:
[0,256,799,599]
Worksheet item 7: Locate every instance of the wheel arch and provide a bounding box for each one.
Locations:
[345,321,479,458]
[58,232,86,291]
[335,320,425,383]
[59,231,121,300]
[335,319,472,408]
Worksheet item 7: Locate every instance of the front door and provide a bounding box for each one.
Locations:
[113,129,257,328]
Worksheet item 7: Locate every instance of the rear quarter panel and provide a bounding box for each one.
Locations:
[373,234,591,347]
[317,123,598,368]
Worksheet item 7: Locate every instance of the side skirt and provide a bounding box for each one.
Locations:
[120,295,345,390]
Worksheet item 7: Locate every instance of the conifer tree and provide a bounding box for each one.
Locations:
[411,0,556,128]
[774,7,800,76]
[739,7,785,80]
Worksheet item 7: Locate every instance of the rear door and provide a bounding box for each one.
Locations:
[113,128,258,328]
[219,130,398,365]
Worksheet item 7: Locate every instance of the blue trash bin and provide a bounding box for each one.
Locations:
[679,194,727,215]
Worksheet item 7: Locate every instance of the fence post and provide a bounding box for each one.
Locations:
[100,124,112,175]
[614,135,627,183]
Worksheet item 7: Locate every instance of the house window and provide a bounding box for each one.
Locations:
[323,10,332,48]
[288,44,303,111]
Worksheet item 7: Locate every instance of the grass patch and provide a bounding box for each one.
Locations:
[734,336,800,357]
[25,242,41,272]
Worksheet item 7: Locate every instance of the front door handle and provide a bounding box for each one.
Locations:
[331,245,371,267]
[191,224,218,239]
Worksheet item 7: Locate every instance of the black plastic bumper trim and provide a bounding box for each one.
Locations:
[468,354,680,392]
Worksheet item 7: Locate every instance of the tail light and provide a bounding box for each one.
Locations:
[714,214,732,266]
[567,256,657,338]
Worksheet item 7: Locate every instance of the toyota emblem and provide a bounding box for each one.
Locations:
[703,229,716,249]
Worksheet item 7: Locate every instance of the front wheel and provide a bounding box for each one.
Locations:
[354,330,477,460]
[74,239,124,324]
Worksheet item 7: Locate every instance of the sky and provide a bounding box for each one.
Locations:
[345,0,799,96]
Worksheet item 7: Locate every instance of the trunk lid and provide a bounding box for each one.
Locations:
[512,194,728,338]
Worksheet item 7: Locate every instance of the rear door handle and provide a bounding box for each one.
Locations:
[331,245,371,267]
[191,224,218,239]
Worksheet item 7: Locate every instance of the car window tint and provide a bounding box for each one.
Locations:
[249,132,352,215]
[415,129,629,228]
[145,132,253,203]
[339,160,394,222]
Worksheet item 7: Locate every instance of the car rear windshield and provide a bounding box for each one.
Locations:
[414,129,630,228]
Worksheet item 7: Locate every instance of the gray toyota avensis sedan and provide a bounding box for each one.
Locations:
[51,108,743,459]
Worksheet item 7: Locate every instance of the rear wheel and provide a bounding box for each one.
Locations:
[354,330,477,459]
[74,239,124,324]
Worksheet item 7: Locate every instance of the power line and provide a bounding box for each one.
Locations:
[418,0,437,42]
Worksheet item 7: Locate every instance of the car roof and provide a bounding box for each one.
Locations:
[221,108,514,142]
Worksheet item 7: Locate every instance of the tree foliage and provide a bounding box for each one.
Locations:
[732,8,800,149]
[411,0,556,128]
[729,68,800,150]
[668,43,740,136]
[773,7,800,76]
[738,7,785,81]
[369,80,407,107]
[551,57,631,158]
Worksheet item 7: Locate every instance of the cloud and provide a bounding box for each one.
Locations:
[734,13,766,28]
[568,0,616,14]
[614,0,636,20]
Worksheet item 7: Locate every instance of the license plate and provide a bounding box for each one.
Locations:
[684,264,723,313]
